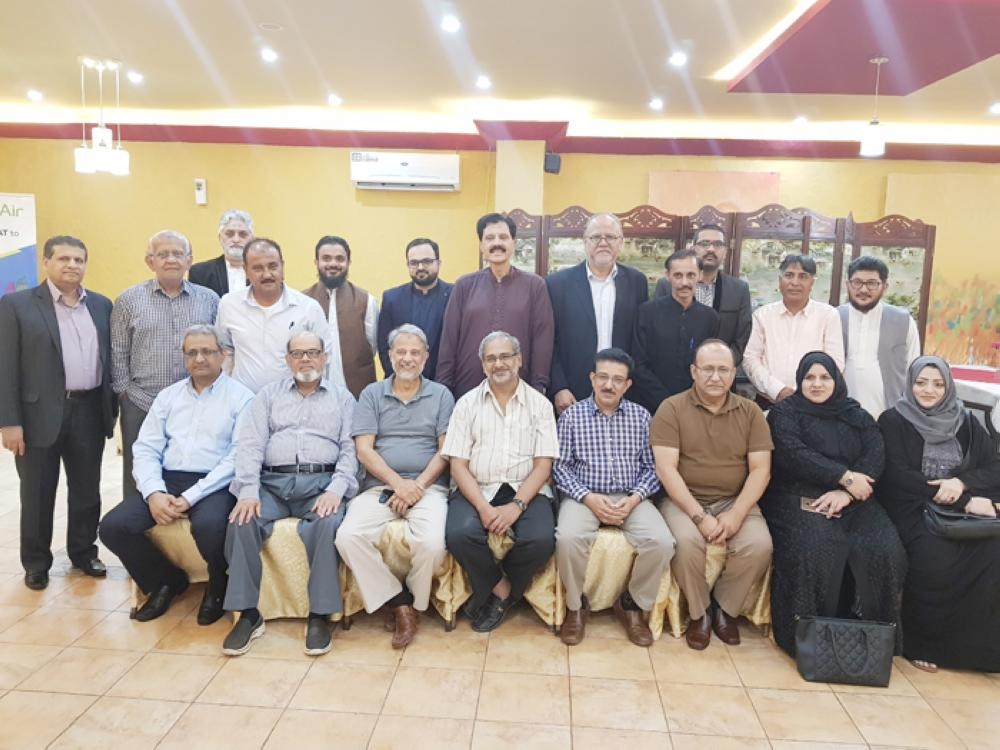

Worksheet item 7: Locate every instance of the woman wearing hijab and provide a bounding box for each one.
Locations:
[878,355,1000,672]
[762,351,907,657]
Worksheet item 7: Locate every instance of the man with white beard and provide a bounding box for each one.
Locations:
[189,209,254,297]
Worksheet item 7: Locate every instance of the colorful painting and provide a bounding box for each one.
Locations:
[925,275,1000,366]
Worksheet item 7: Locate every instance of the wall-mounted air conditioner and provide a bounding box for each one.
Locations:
[349,151,460,192]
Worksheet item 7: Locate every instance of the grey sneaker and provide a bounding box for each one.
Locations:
[222,614,265,656]
[304,616,331,656]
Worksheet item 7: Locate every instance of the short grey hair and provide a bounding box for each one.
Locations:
[147,229,191,257]
[478,331,521,359]
[181,323,222,350]
[584,212,623,237]
[387,324,428,351]
[286,328,326,353]
[218,209,254,234]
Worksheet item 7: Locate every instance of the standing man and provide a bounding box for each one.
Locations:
[553,348,673,647]
[652,340,773,650]
[546,213,648,415]
[437,213,554,398]
[215,238,329,393]
[100,325,253,624]
[377,238,453,381]
[632,249,720,414]
[303,235,378,398]
[655,224,752,364]
[188,209,254,297]
[743,254,844,405]
[0,236,117,589]
[222,331,358,656]
[111,229,219,498]
[839,256,920,417]
[336,324,454,649]
[443,332,559,632]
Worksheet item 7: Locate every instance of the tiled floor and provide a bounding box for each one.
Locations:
[0,445,996,748]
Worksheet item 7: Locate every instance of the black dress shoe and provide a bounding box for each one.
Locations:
[471,593,514,633]
[74,557,107,578]
[24,571,49,591]
[133,580,189,622]
[197,591,226,626]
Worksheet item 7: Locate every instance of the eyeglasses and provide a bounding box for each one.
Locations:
[695,366,735,378]
[847,279,883,291]
[585,234,622,245]
[407,258,438,268]
[183,348,221,359]
[483,352,518,366]
[593,373,628,387]
[288,348,323,360]
[694,240,727,250]
[152,250,189,261]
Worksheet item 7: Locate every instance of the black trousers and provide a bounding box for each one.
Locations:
[118,394,148,501]
[16,392,105,573]
[445,487,555,613]
[99,470,235,596]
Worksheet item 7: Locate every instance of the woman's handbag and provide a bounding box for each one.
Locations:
[923,502,1000,540]
[795,616,895,687]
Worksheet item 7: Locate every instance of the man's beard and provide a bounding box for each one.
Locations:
[293,370,321,383]
[223,245,245,263]
[320,271,347,290]
[412,272,439,288]
[849,296,879,313]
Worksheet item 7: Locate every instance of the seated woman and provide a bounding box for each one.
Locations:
[878,355,1000,673]
[762,351,907,658]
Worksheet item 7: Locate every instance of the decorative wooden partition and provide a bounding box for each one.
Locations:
[506,204,935,346]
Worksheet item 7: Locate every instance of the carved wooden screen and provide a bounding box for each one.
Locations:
[507,208,544,274]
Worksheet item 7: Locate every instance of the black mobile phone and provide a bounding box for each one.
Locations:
[379,488,395,504]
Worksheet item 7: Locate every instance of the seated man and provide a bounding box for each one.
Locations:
[222,330,358,657]
[336,324,455,648]
[443,331,559,632]
[100,324,254,624]
[651,340,773,650]
[553,348,674,647]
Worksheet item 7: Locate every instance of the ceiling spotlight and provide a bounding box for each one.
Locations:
[668,51,688,68]
[989,102,1000,116]
[126,71,144,84]
[475,74,492,90]
[257,22,284,31]
[793,115,808,126]
[26,89,43,102]
[260,47,279,63]
[327,92,343,106]
[648,97,664,111]
[80,57,97,69]
[441,14,461,33]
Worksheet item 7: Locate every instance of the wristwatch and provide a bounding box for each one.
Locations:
[842,472,854,487]
[513,498,527,513]
[691,511,706,525]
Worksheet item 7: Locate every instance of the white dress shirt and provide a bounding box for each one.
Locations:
[325,287,379,389]
[226,264,246,294]
[844,302,921,417]
[587,263,618,351]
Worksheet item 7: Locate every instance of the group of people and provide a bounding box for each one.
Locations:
[1,207,998,675]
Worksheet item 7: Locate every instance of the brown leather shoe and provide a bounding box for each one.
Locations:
[560,598,589,646]
[391,605,419,649]
[613,597,654,647]
[712,606,740,645]
[685,614,712,650]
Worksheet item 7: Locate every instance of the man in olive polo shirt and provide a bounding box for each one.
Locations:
[651,339,773,651]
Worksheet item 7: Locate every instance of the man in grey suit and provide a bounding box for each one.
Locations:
[0,236,117,590]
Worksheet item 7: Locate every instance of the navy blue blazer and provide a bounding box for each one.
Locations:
[377,280,453,381]
[188,255,231,298]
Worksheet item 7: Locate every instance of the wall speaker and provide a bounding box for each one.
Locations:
[544,153,561,174]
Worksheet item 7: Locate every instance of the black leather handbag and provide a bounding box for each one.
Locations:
[795,616,895,687]
[924,502,1000,540]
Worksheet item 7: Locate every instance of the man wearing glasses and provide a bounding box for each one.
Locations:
[189,209,255,297]
[111,230,219,498]
[377,238,453,381]
[652,340,773,650]
[838,256,920,417]
[546,213,648,415]
[100,325,253,625]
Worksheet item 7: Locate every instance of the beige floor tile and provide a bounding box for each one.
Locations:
[321,624,404,666]
[839,693,964,749]
[567,636,655,681]
[18,646,141,695]
[897,658,1000,700]
[72,610,184,651]
[768,742,868,749]
[729,644,830,691]
[264,709,377,749]
[381,665,482,720]
[157,703,282,749]
[670,735,770,750]
[49,575,131,611]
[578,609,631,641]
[748,688,864,743]
[107,651,225,701]
[0,643,62,690]
[400,627,488,670]
[0,690,95,749]
[484,632,568,676]
[49,695,187,749]
[196,655,309,708]
[477,671,570,725]
[0,604,33,632]
[648,635,741,686]
[0,605,108,646]
[152,615,233,656]
[928,695,1000,748]
[0,573,74,607]
[369,715,474,749]
[658,682,765,738]
[472,720,571,749]
[571,726,673,749]
[570,676,667,732]
[237,618,325,662]
[829,660,919,696]
[289,662,395,713]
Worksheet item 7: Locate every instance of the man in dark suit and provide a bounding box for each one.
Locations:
[654,224,751,365]
[546,213,648,414]
[377,237,453,381]
[0,235,117,590]
[187,208,254,297]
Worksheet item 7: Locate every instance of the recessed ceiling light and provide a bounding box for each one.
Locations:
[668,51,688,68]
[260,47,279,63]
[327,93,343,107]
[258,22,284,31]
[793,115,808,125]
[475,75,492,90]
[26,89,43,102]
[126,71,144,84]
[989,102,1000,116]
[441,14,461,33]
[648,97,664,111]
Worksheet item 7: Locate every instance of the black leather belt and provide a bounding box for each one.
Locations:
[66,388,101,399]
[263,463,336,474]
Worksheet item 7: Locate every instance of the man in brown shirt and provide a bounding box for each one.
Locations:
[651,339,773,650]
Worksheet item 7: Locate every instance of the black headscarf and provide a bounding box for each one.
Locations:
[784,351,870,428]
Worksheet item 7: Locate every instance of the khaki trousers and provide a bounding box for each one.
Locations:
[660,497,772,621]
[336,485,448,612]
